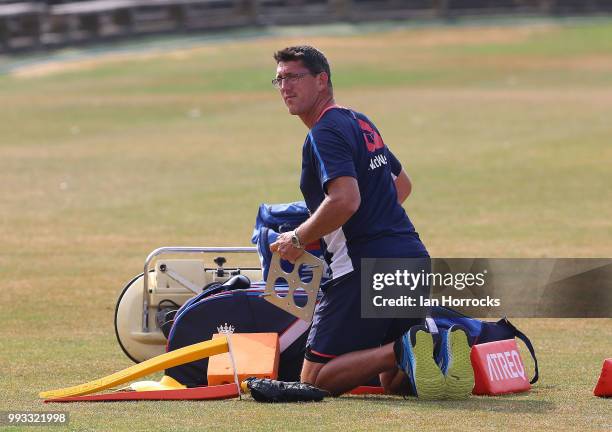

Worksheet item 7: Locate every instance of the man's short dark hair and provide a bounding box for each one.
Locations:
[274,45,332,89]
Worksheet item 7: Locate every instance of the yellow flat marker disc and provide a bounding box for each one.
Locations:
[129,375,186,392]
[40,337,228,399]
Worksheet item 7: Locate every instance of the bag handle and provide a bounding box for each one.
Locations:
[501,318,539,384]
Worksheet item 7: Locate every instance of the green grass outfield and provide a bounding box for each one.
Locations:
[1,17,611,431]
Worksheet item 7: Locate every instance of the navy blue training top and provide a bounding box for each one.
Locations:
[299,106,428,279]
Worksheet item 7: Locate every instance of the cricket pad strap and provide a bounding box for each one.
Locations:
[245,378,329,403]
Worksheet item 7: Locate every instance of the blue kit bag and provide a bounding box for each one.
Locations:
[165,278,312,386]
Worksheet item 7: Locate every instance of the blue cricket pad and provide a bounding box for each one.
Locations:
[253,201,327,282]
[251,201,310,244]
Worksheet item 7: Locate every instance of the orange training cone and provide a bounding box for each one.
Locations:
[208,333,279,386]
[593,358,612,397]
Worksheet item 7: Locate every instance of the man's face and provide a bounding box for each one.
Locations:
[275,60,322,116]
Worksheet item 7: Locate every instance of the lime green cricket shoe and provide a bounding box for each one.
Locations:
[397,325,446,400]
[440,325,475,399]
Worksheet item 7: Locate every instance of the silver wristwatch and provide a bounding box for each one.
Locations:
[291,230,303,249]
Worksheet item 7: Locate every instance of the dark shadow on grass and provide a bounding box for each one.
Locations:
[343,395,556,414]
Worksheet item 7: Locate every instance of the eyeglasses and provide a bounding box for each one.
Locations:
[271,72,313,89]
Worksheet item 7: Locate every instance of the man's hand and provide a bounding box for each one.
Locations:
[270,231,305,263]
